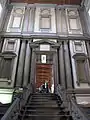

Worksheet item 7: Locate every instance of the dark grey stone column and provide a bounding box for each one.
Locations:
[53,50,59,89]
[16,41,26,87]
[64,41,72,89]
[85,42,90,84]
[86,42,90,58]
[59,42,66,88]
[29,50,36,91]
[23,41,31,87]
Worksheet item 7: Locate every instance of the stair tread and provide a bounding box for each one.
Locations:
[28,102,57,105]
[18,93,69,120]
[29,101,57,103]
[22,108,61,111]
[0,112,4,114]
[31,99,57,101]
[21,114,70,117]
[24,110,64,113]
[24,112,66,115]
[23,111,66,114]
[25,105,59,107]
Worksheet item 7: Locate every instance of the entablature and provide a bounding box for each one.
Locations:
[0,32,90,41]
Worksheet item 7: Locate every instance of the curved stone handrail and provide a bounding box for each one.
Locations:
[1,83,33,120]
[56,84,89,120]
[1,98,20,120]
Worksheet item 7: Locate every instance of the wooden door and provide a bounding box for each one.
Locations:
[36,64,52,88]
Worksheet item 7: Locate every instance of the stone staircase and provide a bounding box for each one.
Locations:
[0,103,10,119]
[18,93,72,120]
[79,106,90,120]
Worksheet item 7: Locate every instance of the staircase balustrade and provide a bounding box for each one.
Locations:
[1,83,33,120]
[1,98,20,120]
[70,99,88,120]
[20,83,33,108]
[56,84,68,108]
[1,83,89,120]
[56,84,89,120]
[56,84,66,101]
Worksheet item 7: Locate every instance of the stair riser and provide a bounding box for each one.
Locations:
[28,101,57,104]
[31,98,56,100]
[30,99,57,101]
[24,111,66,115]
[18,93,70,120]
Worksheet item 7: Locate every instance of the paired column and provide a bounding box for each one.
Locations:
[30,50,36,91]
[23,41,31,87]
[85,42,90,84]
[16,41,26,87]
[53,50,59,89]
[64,41,72,89]
[59,42,66,88]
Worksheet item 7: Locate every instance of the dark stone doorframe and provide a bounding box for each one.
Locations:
[30,50,59,92]
[29,40,60,92]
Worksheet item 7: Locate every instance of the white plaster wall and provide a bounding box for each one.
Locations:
[70,40,90,89]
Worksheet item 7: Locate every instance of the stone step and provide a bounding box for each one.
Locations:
[18,93,69,120]
[26,104,59,108]
[79,106,90,120]
[31,97,56,99]
[24,111,63,115]
[32,94,55,97]
[23,111,66,116]
[25,105,60,109]
[0,103,10,119]
[28,98,57,102]
[28,101,57,105]
[21,108,64,112]
[0,113,4,119]
[32,93,55,96]
[19,115,70,120]
[21,108,62,113]
[21,114,70,117]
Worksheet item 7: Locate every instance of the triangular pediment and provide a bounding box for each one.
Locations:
[30,39,60,48]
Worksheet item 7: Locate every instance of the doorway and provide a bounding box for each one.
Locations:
[36,64,52,89]
[35,53,54,92]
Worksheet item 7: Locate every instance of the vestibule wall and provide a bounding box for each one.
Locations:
[0,38,90,90]
[0,1,90,104]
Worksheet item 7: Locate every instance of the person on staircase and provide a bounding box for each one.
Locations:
[39,83,45,93]
[45,81,49,93]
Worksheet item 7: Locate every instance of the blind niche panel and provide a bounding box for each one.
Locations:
[69,18,78,30]
[12,17,21,28]
[40,17,50,29]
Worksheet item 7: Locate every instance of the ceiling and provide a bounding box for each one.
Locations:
[10,0,82,5]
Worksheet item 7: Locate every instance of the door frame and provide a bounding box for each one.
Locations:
[29,39,60,92]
